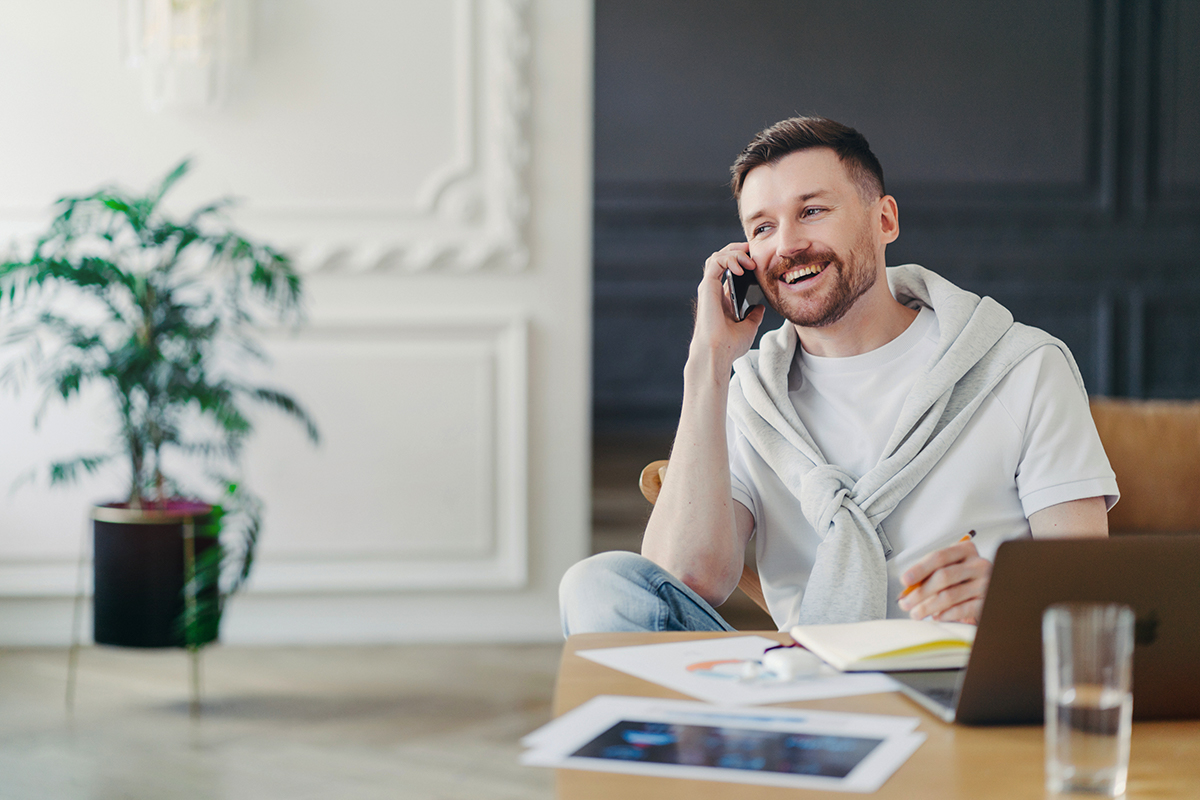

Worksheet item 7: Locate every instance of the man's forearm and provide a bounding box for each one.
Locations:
[641,347,747,606]
[644,241,764,605]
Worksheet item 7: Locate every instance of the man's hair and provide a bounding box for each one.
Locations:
[730,116,886,202]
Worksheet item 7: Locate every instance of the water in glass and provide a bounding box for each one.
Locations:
[1046,683,1133,795]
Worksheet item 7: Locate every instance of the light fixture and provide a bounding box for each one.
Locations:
[122,0,247,112]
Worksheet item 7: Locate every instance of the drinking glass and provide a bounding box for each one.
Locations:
[1042,602,1134,796]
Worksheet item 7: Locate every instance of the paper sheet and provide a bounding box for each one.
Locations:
[577,636,900,705]
[521,695,924,793]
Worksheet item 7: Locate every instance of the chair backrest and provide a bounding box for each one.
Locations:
[1089,397,1200,534]
[638,460,669,505]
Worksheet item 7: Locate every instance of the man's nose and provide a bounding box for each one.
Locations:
[776,220,811,259]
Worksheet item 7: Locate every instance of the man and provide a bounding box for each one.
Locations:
[561,116,1117,635]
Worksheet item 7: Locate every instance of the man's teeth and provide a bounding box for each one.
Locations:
[783,264,826,284]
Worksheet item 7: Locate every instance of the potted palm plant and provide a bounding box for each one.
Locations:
[0,161,318,652]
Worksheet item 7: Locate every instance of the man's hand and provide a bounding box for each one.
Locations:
[692,242,765,369]
[897,539,992,625]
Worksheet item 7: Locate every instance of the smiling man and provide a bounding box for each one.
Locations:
[560,116,1118,635]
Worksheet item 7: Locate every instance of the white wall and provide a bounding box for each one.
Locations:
[0,0,592,644]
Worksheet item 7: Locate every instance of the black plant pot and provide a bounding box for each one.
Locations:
[91,502,219,648]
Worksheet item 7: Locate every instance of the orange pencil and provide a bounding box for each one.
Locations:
[898,530,976,600]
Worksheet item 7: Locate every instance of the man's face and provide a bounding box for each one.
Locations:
[738,148,886,329]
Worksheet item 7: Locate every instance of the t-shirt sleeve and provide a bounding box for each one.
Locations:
[999,345,1120,517]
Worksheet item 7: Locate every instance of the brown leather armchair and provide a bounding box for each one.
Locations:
[1088,397,1200,534]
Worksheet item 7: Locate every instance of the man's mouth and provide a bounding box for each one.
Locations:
[781,263,827,285]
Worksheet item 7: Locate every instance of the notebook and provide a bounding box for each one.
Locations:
[885,535,1200,724]
[790,619,976,671]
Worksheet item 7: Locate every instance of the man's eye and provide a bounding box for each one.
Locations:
[753,224,772,236]
[802,207,826,218]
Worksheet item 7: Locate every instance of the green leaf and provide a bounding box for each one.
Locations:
[252,388,320,443]
[47,455,112,486]
[153,159,191,206]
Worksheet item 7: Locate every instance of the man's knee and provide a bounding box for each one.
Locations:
[558,551,664,637]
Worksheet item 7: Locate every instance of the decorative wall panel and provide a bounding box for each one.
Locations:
[0,0,532,274]
[244,0,535,273]
[593,280,694,425]
[978,285,1115,396]
[244,315,529,591]
[1139,289,1200,398]
[595,0,1111,221]
[593,0,1200,430]
[0,315,530,596]
[1155,0,1200,210]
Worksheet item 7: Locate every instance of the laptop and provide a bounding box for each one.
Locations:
[886,535,1200,725]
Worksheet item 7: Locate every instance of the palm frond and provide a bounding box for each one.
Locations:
[152,160,191,207]
[178,523,223,648]
[47,454,113,486]
[251,387,320,444]
[7,468,38,496]
[217,484,262,593]
[91,188,152,236]
[186,197,236,226]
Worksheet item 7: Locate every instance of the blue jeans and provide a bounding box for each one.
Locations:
[558,550,737,637]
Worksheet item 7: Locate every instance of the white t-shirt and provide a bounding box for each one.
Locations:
[728,307,1119,630]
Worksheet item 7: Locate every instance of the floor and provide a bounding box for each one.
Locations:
[0,645,560,800]
[0,434,774,799]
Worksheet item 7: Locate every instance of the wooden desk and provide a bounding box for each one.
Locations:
[554,632,1200,799]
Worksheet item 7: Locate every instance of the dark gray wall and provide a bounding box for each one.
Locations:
[593,0,1200,431]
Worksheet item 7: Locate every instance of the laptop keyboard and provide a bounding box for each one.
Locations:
[923,686,958,705]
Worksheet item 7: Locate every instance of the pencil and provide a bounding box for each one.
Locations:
[898,530,976,600]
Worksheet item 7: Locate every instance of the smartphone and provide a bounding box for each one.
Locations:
[723,269,765,321]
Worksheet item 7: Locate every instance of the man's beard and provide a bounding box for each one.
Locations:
[759,244,877,329]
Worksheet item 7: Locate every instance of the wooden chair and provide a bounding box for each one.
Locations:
[637,398,1200,618]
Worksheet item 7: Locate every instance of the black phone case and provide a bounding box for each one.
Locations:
[725,269,764,321]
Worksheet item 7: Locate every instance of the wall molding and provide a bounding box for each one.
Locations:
[1149,0,1200,217]
[0,0,533,275]
[248,312,531,593]
[276,0,532,274]
[0,312,530,598]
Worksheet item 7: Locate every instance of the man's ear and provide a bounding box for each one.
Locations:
[878,195,900,245]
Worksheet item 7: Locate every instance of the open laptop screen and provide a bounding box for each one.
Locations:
[891,536,1200,725]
